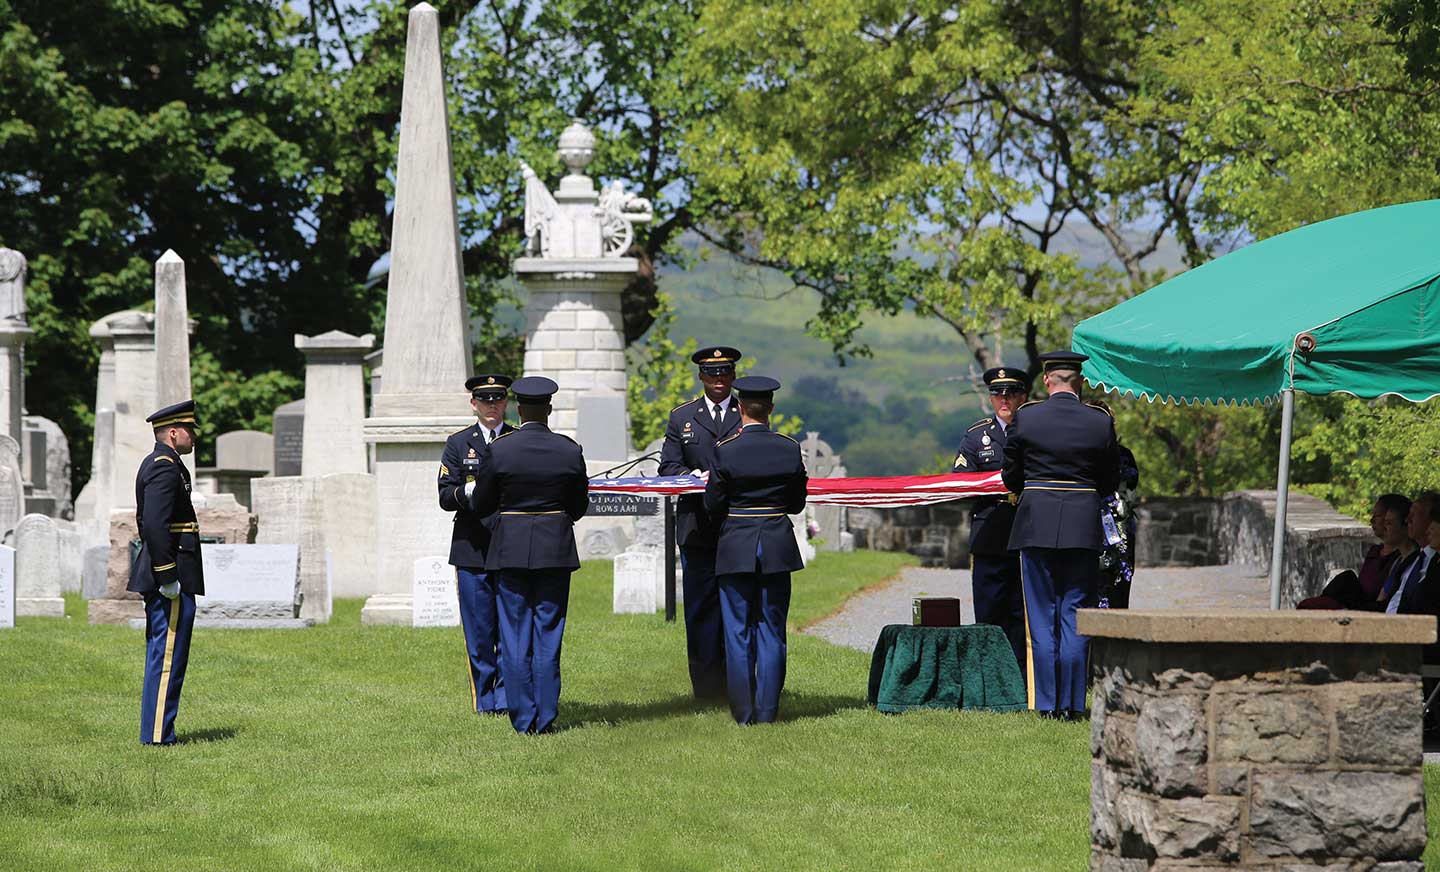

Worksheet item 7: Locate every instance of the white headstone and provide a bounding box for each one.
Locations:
[216,430,275,472]
[81,544,108,599]
[411,556,459,627]
[0,434,23,539]
[0,544,13,627]
[200,543,300,605]
[14,513,63,616]
[613,547,661,614]
[295,331,374,477]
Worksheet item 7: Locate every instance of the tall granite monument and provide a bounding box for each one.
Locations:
[359,3,474,624]
[153,250,195,476]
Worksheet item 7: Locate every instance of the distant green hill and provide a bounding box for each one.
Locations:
[650,225,1184,474]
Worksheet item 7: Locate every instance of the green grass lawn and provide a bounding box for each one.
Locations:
[3,550,1432,870]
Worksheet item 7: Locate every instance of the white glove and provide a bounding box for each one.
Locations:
[464,481,476,498]
[160,581,180,600]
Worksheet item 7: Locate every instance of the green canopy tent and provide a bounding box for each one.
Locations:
[1071,199,1440,609]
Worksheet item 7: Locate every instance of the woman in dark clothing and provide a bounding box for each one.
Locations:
[1297,493,1412,610]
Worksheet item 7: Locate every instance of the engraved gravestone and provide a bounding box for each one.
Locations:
[411,556,459,627]
[199,543,300,619]
[0,543,13,627]
[272,399,305,477]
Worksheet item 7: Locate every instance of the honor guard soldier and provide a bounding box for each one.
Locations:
[703,376,808,725]
[438,374,515,715]
[128,400,204,745]
[659,345,744,700]
[468,377,589,734]
[952,366,1031,675]
[1001,351,1120,718]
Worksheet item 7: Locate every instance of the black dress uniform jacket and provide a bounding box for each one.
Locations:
[1002,393,1120,552]
[659,396,741,549]
[127,442,204,595]
[953,417,1017,556]
[438,421,515,567]
[469,423,589,571]
[704,425,809,576]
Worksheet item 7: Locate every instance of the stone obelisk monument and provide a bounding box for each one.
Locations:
[360,3,473,624]
[153,250,194,476]
[0,249,33,454]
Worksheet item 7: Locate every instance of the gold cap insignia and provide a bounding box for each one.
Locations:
[997,369,1007,380]
[487,376,495,385]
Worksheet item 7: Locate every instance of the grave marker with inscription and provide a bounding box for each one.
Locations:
[199,543,300,619]
[411,556,459,627]
[0,544,13,628]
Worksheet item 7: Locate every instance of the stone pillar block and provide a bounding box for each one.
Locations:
[1083,609,1432,870]
[106,311,156,510]
[295,331,375,477]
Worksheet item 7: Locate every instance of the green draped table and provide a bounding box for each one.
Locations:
[866,624,1028,713]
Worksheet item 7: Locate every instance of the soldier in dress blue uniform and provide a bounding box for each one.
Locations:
[438,374,515,715]
[468,377,589,734]
[128,400,205,745]
[1001,351,1120,718]
[659,345,743,699]
[703,376,808,725]
[952,366,1031,676]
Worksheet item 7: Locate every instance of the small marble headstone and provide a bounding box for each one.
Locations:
[0,544,13,628]
[412,556,459,627]
[81,544,109,599]
[612,547,661,614]
[217,430,275,473]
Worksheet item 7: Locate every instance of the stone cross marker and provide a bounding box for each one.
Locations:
[0,544,13,628]
[411,556,459,627]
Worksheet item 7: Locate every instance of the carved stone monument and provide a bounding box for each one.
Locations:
[359,4,474,624]
[106,310,156,510]
[0,249,33,451]
[75,313,121,534]
[0,543,12,628]
[154,250,195,476]
[14,513,63,617]
[296,330,373,476]
[0,434,24,540]
[516,119,650,445]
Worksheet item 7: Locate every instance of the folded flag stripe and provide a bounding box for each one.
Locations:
[588,472,1007,508]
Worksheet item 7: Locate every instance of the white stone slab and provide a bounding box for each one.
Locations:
[15,513,64,616]
[216,430,274,473]
[412,556,459,627]
[200,543,300,603]
[613,547,660,614]
[0,544,13,627]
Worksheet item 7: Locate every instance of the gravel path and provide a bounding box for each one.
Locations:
[803,564,1271,653]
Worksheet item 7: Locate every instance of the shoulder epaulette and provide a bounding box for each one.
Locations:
[1017,400,1042,411]
[1085,401,1115,419]
[492,429,516,442]
[555,432,578,445]
[716,431,742,447]
[774,431,799,444]
[966,417,994,431]
[449,424,474,439]
[670,397,701,415]
[153,455,175,463]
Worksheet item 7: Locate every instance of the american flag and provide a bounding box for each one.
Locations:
[588,472,1008,508]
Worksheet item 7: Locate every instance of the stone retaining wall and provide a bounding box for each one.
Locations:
[1220,490,1372,606]
[1084,609,1431,871]
[846,504,970,569]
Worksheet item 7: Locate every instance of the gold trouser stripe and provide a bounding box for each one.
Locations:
[500,510,563,515]
[154,596,180,743]
[1020,557,1036,711]
[467,639,477,711]
[153,562,176,572]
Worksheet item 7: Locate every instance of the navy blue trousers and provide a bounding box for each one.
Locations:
[680,546,727,699]
[140,592,196,745]
[1019,548,1098,714]
[456,567,506,714]
[716,570,791,725]
[971,552,1026,681]
[495,569,571,734]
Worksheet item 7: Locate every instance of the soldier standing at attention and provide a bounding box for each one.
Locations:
[438,374,514,715]
[704,376,808,725]
[128,400,205,745]
[1001,352,1119,718]
[469,377,589,735]
[658,345,743,700]
[952,366,1031,676]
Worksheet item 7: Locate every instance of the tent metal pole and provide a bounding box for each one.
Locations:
[1268,388,1296,610]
